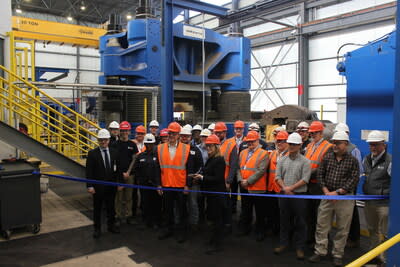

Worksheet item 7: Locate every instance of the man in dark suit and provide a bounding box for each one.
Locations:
[86,128,120,238]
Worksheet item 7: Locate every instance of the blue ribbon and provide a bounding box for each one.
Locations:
[36,171,389,201]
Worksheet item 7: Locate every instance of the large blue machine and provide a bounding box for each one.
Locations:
[337,31,395,156]
[98,0,251,126]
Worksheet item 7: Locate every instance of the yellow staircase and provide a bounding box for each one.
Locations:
[0,65,100,164]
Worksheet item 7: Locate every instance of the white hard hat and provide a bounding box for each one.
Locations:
[200,129,211,137]
[248,122,260,131]
[297,121,309,129]
[149,120,159,127]
[180,127,192,135]
[274,126,285,132]
[193,124,203,131]
[208,123,215,130]
[144,133,156,143]
[366,130,385,143]
[97,129,111,139]
[287,132,302,144]
[183,124,192,131]
[331,131,349,141]
[334,122,349,133]
[109,121,119,129]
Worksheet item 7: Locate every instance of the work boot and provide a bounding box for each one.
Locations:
[346,239,360,248]
[273,245,288,255]
[256,232,266,242]
[158,229,173,240]
[176,232,187,243]
[308,253,321,263]
[296,249,305,260]
[332,257,343,267]
[127,216,139,225]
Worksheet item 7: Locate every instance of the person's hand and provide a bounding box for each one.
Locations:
[225,183,231,190]
[240,180,249,188]
[117,186,124,191]
[192,174,202,180]
[325,191,338,203]
[157,186,163,196]
[283,186,294,195]
[183,185,189,195]
[123,172,130,180]
[87,187,95,194]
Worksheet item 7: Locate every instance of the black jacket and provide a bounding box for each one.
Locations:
[133,147,161,186]
[188,144,204,187]
[201,155,226,193]
[86,146,119,191]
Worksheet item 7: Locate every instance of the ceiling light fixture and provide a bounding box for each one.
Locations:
[126,14,132,20]
[80,1,86,11]
[67,16,73,21]
[15,5,22,14]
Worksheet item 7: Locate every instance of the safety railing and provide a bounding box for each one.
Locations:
[346,233,400,267]
[0,65,100,161]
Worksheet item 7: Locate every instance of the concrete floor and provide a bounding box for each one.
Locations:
[0,177,377,267]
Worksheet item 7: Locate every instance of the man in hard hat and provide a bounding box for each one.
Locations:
[159,128,169,144]
[114,121,139,226]
[296,121,310,154]
[86,129,120,238]
[208,123,215,134]
[304,121,333,244]
[158,122,192,243]
[334,123,363,249]
[149,120,160,144]
[133,133,162,229]
[134,125,146,153]
[108,121,120,148]
[180,126,204,232]
[230,120,246,214]
[237,130,269,241]
[191,124,203,146]
[266,131,289,236]
[240,122,270,152]
[274,132,311,260]
[363,130,391,265]
[214,122,237,231]
[198,129,211,164]
[309,131,359,267]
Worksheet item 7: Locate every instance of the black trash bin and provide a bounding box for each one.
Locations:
[0,160,42,239]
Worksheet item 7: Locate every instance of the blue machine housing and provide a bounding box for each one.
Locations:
[338,31,395,156]
[99,18,250,91]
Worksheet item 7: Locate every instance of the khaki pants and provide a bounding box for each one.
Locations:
[115,176,134,219]
[364,202,389,262]
[314,199,354,259]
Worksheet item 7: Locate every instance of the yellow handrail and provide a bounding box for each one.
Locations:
[0,65,101,161]
[346,233,400,267]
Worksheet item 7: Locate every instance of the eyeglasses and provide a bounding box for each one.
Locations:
[296,128,308,132]
[276,140,286,143]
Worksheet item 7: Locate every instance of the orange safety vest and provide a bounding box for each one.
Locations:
[239,147,268,191]
[220,138,236,180]
[304,139,332,182]
[267,150,289,193]
[157,142,190,188]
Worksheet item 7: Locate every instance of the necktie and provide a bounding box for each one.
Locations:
[103,149,111,171]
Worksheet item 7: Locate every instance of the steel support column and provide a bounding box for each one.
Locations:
[388,0,400,264]
[297,2,309,108]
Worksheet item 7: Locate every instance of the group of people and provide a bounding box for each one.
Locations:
[85,119,391,266]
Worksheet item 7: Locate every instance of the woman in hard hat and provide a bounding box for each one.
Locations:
[192,134,226,254]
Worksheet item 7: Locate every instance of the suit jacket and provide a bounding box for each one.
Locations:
[201,155,226,193]
[86,146,119,192]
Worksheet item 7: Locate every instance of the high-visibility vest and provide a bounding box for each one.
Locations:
[267,150,289,193]
[157,142,190,188]
[305,139,332,182]
[239,147,268,191]
[220,138,236,180]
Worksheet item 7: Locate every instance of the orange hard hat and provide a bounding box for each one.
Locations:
[276,130,289,140]
[205,134,221,145]
[119,121,131,130]
[234,120,245,128]
[245,130,259,142]
[135,125,146,133]
[214,122,227,132]
[168,122,181,133]
[309,121,324,132]
[160,128,168,137]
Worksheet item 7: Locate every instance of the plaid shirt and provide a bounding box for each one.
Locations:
[317,151,359,193]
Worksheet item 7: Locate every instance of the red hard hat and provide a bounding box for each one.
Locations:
[119,121,131,130]
[160,128,169,137]
[214,122,227,132]
[135,125,146,133]
[205,134,221,145]
[276,131,289,140]
[245,130,259,142]
[168,122,181,133]
[234,120,245,129]
[309,121,324,132]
